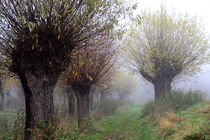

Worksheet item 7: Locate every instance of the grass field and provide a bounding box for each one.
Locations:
[57,100,209,140]
[89,102,209,140]
[0,95,209,139]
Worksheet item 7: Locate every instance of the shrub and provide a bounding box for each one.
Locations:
[141,90,204,118]
[162,90,204,110]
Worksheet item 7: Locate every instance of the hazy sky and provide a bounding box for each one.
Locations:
[137,0,210,33]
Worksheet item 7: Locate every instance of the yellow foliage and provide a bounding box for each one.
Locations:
[124,9,209,81]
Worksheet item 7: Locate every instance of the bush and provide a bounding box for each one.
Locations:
[141,90,204,118]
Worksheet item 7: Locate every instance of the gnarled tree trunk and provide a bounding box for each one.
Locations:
[18,69,59,140]
[72,84,90,132]
[154,79,172,100]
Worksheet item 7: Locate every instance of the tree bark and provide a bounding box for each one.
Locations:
[67,88,76,115]
[154,79,172,100]
[72,84,90,131]
[18,69,59,140]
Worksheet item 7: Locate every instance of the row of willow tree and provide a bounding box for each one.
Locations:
[0,0,136,139]
[0,0,209,139]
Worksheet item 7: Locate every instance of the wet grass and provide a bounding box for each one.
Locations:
[0,97,209,140]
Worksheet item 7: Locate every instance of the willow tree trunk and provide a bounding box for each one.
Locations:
[72,84,90,132]
[0,91,4,111]
[18,69,59,140]
[154,80,172,100]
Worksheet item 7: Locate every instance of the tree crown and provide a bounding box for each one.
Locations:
[0,0,135,75]
[125,10,209,83]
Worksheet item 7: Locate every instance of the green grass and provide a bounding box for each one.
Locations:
[96,106,142,139]
[0,111,17,139]
[60,101,208,140]
[1,103,209,140]
[0,92,209,140]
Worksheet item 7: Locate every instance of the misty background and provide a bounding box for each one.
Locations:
[130,0,210,103]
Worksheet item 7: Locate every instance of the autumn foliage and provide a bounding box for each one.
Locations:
[61,39,118,130]
[125,9,209,99]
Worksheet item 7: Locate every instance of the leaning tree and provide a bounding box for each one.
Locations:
[62,40,118,131]
[125,10,209,100]
[0,0,134,138]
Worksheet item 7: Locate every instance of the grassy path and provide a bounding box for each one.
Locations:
[92,103,210,140]
[0,102,209,139]
[96,106,143,139]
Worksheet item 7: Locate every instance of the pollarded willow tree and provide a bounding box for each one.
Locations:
[0,0,135,138]
[125,10,209,100]
[63,39,118,131]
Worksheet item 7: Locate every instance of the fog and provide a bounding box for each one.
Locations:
[130,64,210,104]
